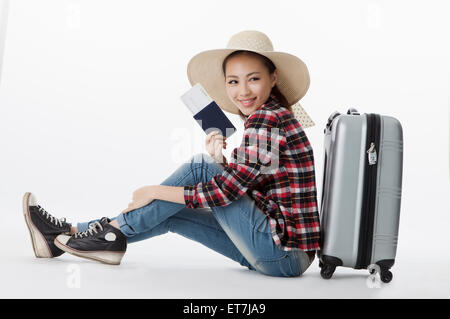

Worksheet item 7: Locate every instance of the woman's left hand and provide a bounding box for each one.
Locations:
[122,185,156,214]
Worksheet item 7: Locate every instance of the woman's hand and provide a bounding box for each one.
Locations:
[122,185,156,214]
[205,131,227,163]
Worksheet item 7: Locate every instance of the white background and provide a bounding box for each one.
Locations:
[0,0,449,298]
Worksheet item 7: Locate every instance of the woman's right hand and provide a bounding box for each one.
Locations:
[205,131,227,164]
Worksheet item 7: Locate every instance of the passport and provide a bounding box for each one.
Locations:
[180,83,237,138]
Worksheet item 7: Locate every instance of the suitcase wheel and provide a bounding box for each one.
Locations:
[320,264,336,279]
[380,270,393,283]
[319,255,342,280]
[374,260,395,283]
[368,262,394,283]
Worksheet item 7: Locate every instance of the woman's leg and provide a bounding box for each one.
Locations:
[204,189,313,277]
[76,207,256,271]
[114,153,223,236]
[76,153,217,235]
[75,153,256,270]
[76,153,312,276]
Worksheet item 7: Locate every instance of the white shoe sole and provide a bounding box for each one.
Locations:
[54,237,125,265]
[22,192,53,258]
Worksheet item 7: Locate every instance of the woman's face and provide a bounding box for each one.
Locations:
[224,54,277,117]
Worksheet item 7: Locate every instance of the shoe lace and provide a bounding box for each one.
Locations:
[37,205,67,228]
[74,221,104,239]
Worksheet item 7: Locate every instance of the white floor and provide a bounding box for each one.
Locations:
[1,222,449,299]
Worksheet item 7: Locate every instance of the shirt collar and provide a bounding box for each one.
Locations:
[265,93,281,109]
[244,93,281,125]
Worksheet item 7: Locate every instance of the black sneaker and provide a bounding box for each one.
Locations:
[22,192,72,258]
[54,217,127,265]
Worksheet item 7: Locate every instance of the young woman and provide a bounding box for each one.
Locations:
[22,30,321,277]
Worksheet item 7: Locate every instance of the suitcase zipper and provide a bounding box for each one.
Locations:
[356,113,381,269]
[367,142,377,165]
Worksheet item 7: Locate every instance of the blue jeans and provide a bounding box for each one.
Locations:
[77,153,313,277]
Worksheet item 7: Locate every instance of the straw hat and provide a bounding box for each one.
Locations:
[186,30,315,128]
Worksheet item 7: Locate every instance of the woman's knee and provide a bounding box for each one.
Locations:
[188,153,224,178]
[189,153,214,166]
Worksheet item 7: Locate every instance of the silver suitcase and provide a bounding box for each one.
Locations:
[318,108,403,283]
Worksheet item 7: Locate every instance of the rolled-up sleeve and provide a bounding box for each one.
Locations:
[184,110,286,209]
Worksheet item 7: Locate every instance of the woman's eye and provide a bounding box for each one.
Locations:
[228,78,259,85]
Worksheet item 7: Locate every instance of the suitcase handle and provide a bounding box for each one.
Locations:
[325,111,341,133]
[347,108,360,115]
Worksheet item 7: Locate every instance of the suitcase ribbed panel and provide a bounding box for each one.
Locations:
[373,234,398,246]
[370,116,403,264]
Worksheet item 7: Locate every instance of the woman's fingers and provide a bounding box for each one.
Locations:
[212,134,225,143]
[207,132,224,147]
[213,139,223,158]
[212,136,224,149]
[206,131,227,157]
[206,132,219,155]
[206,131,225,141]
[205,132,212,143]
[205,131,220,144]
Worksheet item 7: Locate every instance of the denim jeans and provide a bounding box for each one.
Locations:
[77,153,313,277]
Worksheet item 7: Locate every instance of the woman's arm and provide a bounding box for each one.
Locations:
[185,112,286,210]
[122,185,185,214]
[152,185,185,204]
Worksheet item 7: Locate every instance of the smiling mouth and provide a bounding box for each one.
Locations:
[239,97,256,106]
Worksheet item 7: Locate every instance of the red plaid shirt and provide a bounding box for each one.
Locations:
[184,94,320,251]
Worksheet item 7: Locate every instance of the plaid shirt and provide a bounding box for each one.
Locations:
[184,94,320,251]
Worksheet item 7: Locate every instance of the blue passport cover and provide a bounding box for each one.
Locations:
[193,101,236,138]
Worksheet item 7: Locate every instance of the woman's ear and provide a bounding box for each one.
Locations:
[271,69,278,87]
